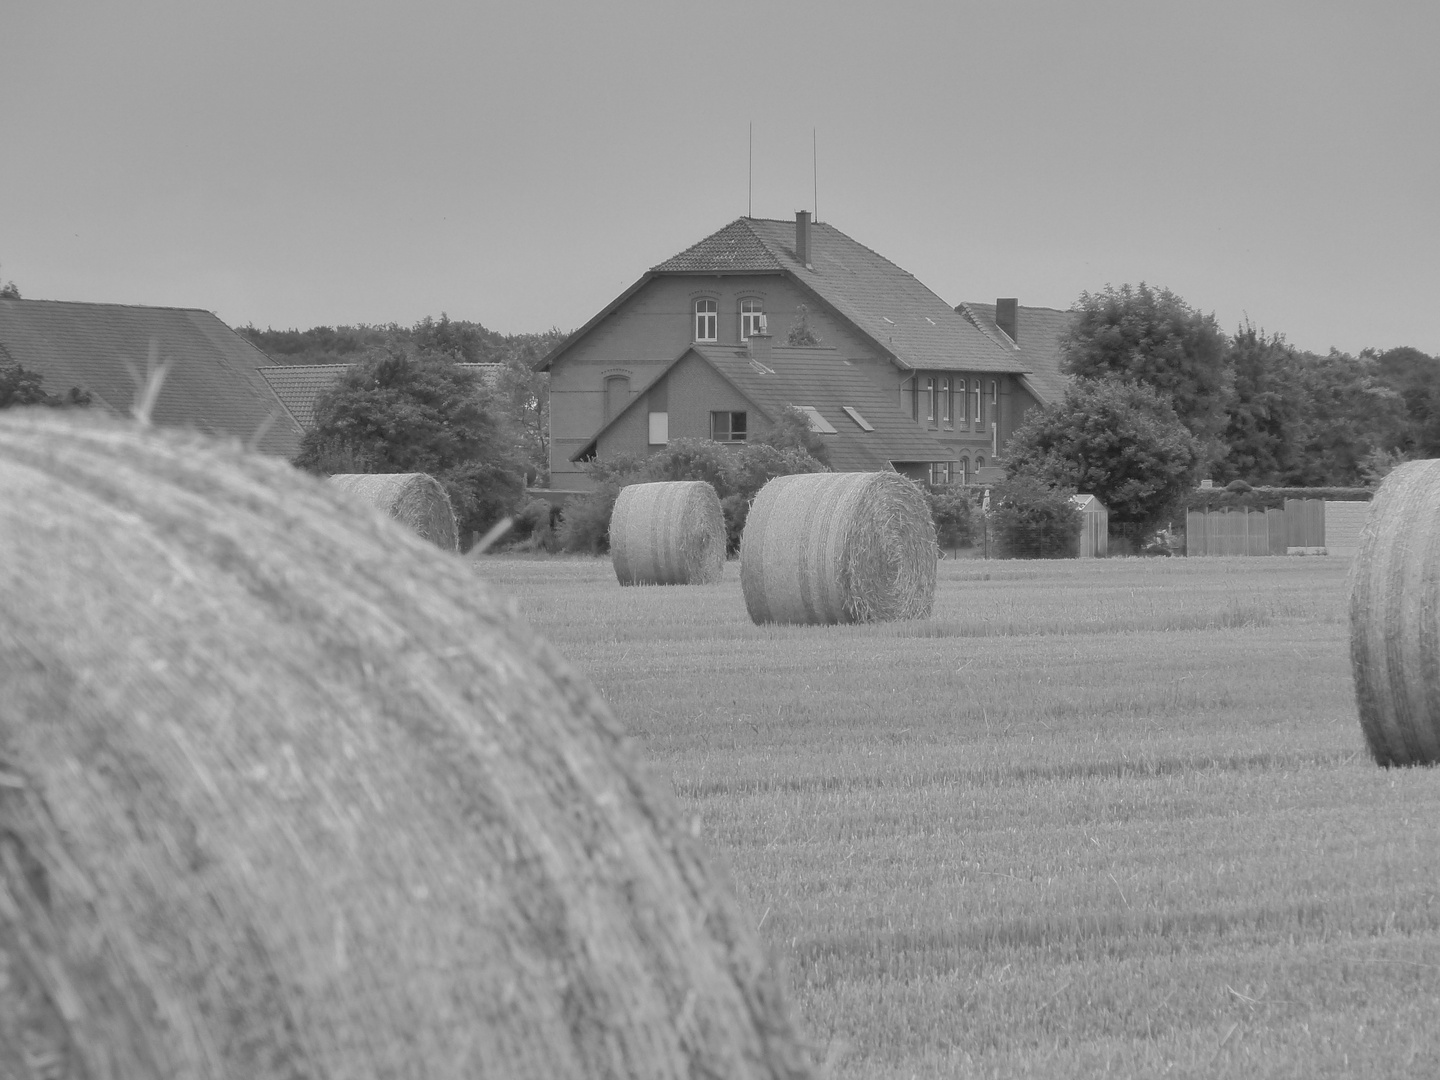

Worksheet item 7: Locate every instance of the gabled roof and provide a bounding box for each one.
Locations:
[957,301,1074,407]
[543,217,1028,375]
[0,299,304,456]
[257,362,503,429]
[580,343,954,472]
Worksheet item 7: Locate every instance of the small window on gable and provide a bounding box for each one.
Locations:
[605,375,630,421]
[842,405,874,431]
[711,411,747,442]
[794,405,837,434]
[649,411,669,445]
[695,299,717,342]
[740,299,765,340]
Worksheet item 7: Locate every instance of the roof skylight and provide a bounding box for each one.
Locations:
[841,406,874,432]
[794,405,837,434]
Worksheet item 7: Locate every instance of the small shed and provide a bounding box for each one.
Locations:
[1071,494,1109,557]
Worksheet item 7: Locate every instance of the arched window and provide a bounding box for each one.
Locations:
[694,299,717,342]
[956,457,969,485]
[740,299,765,340]
[605,375,630,420]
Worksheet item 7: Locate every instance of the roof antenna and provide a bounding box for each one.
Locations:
[748,123,753,218]
[813,127,818,223]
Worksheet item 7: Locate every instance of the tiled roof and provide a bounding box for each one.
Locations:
[651,219,784,272]
[0,299,304,456]
[958,301,1074,407]
[581,343,954,472]
[655,218,1025,375]
[696,344,952,470]
[258,362,504,430]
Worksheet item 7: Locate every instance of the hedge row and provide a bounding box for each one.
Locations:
[1185,486,1373,512]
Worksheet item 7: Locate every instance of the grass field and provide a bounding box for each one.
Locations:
[480,553,1440,1079]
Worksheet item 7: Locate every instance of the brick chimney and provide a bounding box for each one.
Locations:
[995,298,1019,343]
[795,210,813,269]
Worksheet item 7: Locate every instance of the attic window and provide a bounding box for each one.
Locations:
[842,406,874,431]
[794,406,837,434]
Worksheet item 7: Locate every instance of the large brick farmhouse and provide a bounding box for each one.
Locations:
[540,213,1070,496]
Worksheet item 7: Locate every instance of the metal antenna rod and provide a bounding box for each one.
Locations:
[748,122,753,218]
[813,127,818,222]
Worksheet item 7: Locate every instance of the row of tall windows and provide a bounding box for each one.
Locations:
[912,377,999,430]
[694,299,766,343]
[929,455,987,486]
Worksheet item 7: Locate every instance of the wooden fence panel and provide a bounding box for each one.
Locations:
[1266,508,1288,555]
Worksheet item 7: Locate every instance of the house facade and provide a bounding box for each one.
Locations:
[541,214,1070,494]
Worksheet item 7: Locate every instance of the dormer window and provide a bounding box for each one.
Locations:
[740,299,765,340]
[695,299,717,342]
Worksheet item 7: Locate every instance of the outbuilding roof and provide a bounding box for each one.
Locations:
[0,298,304,456]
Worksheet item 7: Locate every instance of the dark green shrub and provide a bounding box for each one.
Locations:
[926,486,975,550]
[989,477,1082,559]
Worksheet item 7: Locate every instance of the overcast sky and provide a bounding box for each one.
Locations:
[3,1,1436,356]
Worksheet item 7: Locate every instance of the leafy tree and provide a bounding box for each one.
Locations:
[988,475,1082,559]
[1062,283,1231,454]
[1371,346,1440,457]
[761,404,831,466]
[1212,322,1310,485]
[1282,348,1407,487]
[0,282,18,300]
[0,363,91,409]
[925,485,975,551]
[785,304,822,347]
[294,344,524,542]
[1001,378,1202,532]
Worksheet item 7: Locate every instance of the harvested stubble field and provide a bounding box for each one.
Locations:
[482,553,1440,1079]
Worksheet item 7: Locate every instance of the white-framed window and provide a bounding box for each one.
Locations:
[695,299,717,342]
[648,411,669,445]
[711,410,747,442]
[956,457,968,485]
[973,381,982,429]
[940,377,951,426]
[990,381,999,455]
[925,376,935,422]
[929,461,951,486]
[740,299,765,340]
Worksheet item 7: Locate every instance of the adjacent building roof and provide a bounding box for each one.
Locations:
[581,343,955,473]
[957,301,1074,407]
[544,217,1029,377]
[0,299,304,456]
[258,362,504,430]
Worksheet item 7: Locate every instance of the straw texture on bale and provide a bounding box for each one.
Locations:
[611,481,726,586]
[1349,459,1440,766]
[0,412,813,1080]
[327,471,458,551]
[740,470,937,625]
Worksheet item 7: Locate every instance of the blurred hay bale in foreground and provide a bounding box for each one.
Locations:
[610,480,726,586]
[0,411,814,1080]
[740,471,937,625]
[327,471,458,551]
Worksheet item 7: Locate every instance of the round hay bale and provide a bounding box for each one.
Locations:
[327,471,458,551]
[1349,459,1440,766]
[739,471,937,625]
[0,411,814,1080]
[610,481,726,586]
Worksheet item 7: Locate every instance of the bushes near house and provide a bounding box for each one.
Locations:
[989,476,1084,559]
[926,485,976,551]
